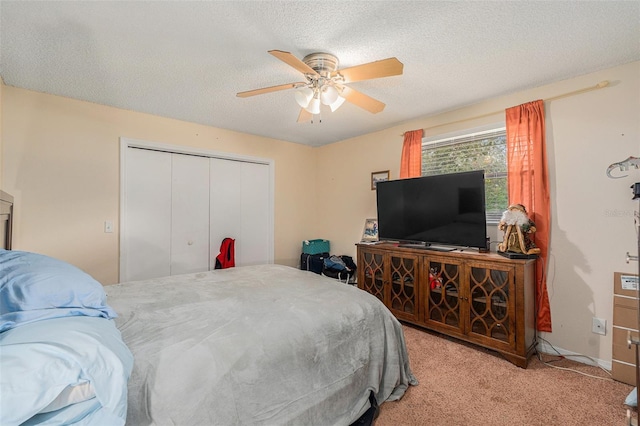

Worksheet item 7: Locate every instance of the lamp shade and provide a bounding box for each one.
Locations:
[320,85,339,106]
[294,87,314,108]
[305,96,321,114]
[329,96,346,112]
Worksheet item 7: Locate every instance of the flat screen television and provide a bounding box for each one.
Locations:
[376,170,487,250]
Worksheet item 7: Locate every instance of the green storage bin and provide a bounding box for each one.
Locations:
[302,239,330,255]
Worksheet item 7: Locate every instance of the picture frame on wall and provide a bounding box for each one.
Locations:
[371,170,389,190]
[361,218,379,242]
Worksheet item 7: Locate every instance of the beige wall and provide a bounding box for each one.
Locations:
[2,61,639,367]
[2,86,317,283]
[316,61,640,367]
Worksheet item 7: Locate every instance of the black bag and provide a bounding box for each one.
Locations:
[300,252,328,274]
[340,255,357,271]
[322,255,357,284]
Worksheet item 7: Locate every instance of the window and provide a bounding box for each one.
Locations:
[422,127,507,223]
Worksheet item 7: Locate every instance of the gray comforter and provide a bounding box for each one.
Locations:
[106,264,417,425]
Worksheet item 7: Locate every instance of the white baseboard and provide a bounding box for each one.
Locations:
[536,340,611,371]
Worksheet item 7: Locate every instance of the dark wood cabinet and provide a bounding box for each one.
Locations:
[357,243,536,368]
[387,253,420,323]
[424,255,464,333]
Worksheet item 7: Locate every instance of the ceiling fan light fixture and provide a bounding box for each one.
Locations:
[320,85,339,106]
[238,50,404,121]
[294,86,314,108]
[329,95,346,112]
[305,96,321,114]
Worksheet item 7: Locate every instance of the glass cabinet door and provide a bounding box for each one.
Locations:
[389,255,419,322]
[425,259,463,332]
[360,251,385,303]
[468,263,515,346]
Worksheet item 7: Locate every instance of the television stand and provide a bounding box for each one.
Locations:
[356,242,536,368]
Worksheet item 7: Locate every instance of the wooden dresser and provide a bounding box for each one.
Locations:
[357,242,536,367]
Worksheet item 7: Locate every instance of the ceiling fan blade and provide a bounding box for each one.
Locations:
[333,57,403,83]
[268,50,319,76]
[236,82,303,98]
[339,85,386,114]
[297,108,313,123]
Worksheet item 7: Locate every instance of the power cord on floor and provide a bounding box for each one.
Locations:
[535,335,613,380]
[529,254,613,381]
[494,237,615,381]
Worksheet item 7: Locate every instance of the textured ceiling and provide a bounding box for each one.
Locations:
[1,1,639,147]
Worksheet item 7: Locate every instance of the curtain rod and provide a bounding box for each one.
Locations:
[402,80,610,136]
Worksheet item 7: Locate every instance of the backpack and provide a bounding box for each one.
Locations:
[215,237,235,269]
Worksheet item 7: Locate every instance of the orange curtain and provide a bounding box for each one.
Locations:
[505,100,552,332]
[400,129,423,178]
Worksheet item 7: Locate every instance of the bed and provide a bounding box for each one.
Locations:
[107,264,416,425]
[0,191,417,425]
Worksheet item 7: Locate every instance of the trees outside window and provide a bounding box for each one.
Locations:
[422,128,507,223]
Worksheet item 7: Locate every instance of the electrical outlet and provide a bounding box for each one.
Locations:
[104,220,113,233]
[592,317,606,335]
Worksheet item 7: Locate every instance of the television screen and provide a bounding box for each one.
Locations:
[376,170,487,249]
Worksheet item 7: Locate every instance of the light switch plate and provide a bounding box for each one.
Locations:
[592,317,606,335]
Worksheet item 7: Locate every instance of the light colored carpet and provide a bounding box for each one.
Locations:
[376,325,635,426]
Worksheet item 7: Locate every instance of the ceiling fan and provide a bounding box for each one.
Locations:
[236,50,403,122]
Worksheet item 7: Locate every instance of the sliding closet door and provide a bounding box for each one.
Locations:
[121,138,274,282]
[123,148,172,281]
[210,158,271,266]
[171,154,210,275]
[239,161,271,265]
